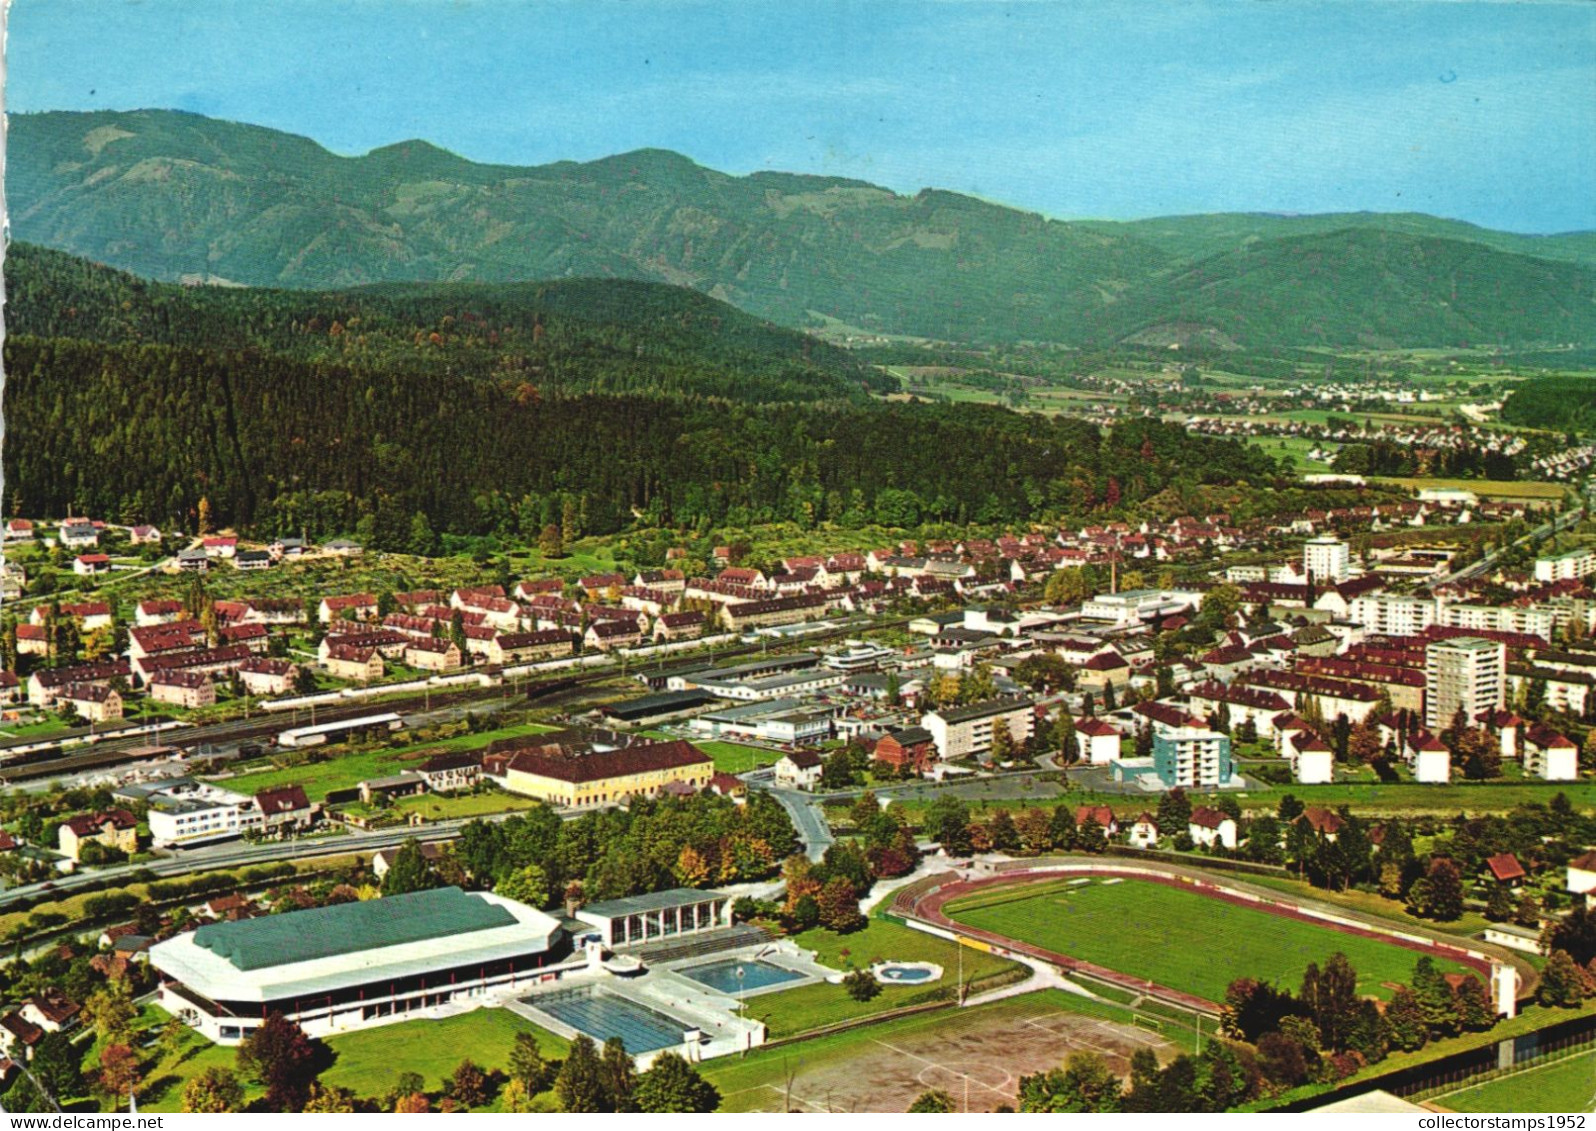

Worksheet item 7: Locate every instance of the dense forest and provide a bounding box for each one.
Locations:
[1501,376,1596,435]
[6,244,886,403]
[3,332,1282,544]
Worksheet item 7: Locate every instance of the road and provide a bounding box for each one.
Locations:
[1427,503,1584,589]
[0,819,484,910]
[743,770,834,861]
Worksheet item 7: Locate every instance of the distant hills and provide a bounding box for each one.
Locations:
[11,108,1596,349]
[4,243,884,403]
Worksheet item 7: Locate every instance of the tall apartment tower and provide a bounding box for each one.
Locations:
[1425,636,1505,731]
[1303,536,1351,584]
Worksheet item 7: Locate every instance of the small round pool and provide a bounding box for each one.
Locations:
[873,961,943,985]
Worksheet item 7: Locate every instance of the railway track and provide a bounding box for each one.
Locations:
[0,615,906,785]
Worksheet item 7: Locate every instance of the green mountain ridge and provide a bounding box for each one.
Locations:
[3,243,884,403]
[10,108,1596,348]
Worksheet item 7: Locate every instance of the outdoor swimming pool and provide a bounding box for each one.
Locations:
[874,961,942,984]
[679,957,804,995]
[529,986,691,1052]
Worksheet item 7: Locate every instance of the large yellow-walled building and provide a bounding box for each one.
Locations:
[497,740,714,807]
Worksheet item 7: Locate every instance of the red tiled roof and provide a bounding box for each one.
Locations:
[504,740,712,784]
[1485,853,1526,883]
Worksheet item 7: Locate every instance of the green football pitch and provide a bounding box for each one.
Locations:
[944,876,1468,1004]
[1442,1051,1596,1113]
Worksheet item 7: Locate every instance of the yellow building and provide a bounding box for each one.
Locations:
[59,810,139,861]
[497,740,713,808]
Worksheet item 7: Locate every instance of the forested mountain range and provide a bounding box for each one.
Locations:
[3,248,1281,544]
[4,244,885,402]
[12,109,1596,349]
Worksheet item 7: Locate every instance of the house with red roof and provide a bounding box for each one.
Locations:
[1485,853,1527,887]
[1073,716,1122,765]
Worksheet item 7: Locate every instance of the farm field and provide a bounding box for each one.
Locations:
[1440,1050,1596,1113]
[944,876,1467,1004]
[1371,476,1569,501]
[704,988,1177,1113]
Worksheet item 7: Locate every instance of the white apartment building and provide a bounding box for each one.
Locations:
[1349,594,1438,637]
[146,783,265,848]
[1303,536,1351,584]
[921,698,1035,760]
[1536,546,1596,584]
[1425,636,1506,731]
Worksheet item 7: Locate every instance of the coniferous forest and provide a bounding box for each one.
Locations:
[3,246,1283,545]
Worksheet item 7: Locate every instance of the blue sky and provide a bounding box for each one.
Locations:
[7,0,1594,232]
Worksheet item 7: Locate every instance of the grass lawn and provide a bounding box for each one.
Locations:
[1441,1050,1596,1113]
[704,988,1147,1112]
[389,790,546,820]
[321,1008,569,1100]
[746,917,1025,1038]
[694,741,783,774]
[1235,872,1492,939]
[945,876,1465,1003]
[216,722,560,801]
[138,1005,568,1112]
[137,1006,262,1113]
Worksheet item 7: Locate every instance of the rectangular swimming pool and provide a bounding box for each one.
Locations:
[678,957,804,994]
[530,987,690,1053]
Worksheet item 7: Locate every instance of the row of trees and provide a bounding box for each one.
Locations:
[385,791,800,908]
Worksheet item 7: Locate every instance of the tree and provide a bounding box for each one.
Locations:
[237,1012,321,1112]
[96,1043,144,1105]
[1423,857,1465,921]
[817,876,865,933]
[1411,957,1462,1036]
[448,1059,490,1109]
[1016,808,1053,855]
[84,979,138,1044]
[29,1031,84,1108]
[1157,787,1192,834]
[1454,976,1496,1031]
[1301,953,1360,1053]
[1384,986,1429,1052]
[182,1067,245,1113]
[1485,883,1514,923]
[509,1031,550,1094]
[908,1089,956,1113]
[1017,1051,1123,1113]
[304,1083,358,1113]
[634,1051,721,1113]
[555,1035,607,1112]
[1515,889,1543,930]
[1256,1032,1309,1088]
[843,968,881,1002]
[496,862,551,908]
[924,795,972,854]
[539,523,565,559]
[393,1092,431,1113]
[599,1037,637,1112]
[1539,950,1588,1008]
[987,808,1020,851]
[380,838,439,896]
[197,496,213,536]
[500,1079,537,1113]
[406,511,437,557]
